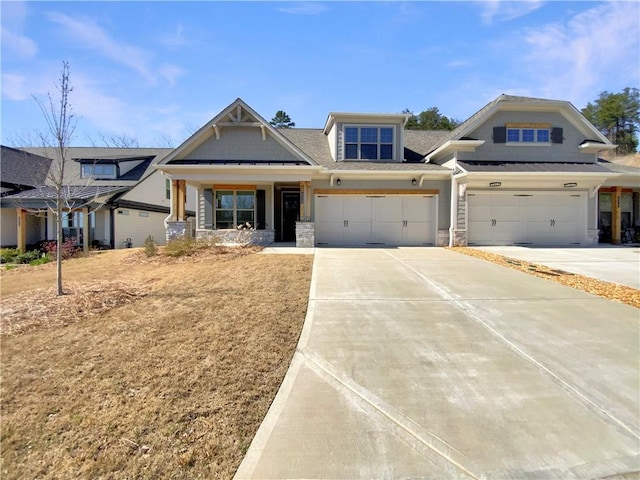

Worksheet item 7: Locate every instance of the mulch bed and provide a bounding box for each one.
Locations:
[451,247,639,309]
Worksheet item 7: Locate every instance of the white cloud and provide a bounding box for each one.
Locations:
[46,11,155,80]
[158,64,186,87]
[159,23,189,48]
[522,1,640,105]
[278,2,327,15]
[447,59,472,68]
[480,0,544,25]
[1,1,38,59]
[1,73,32,101]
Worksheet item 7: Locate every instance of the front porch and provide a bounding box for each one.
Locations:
[166,179,315,247]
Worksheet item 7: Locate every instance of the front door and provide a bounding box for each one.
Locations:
[281,191,300,242]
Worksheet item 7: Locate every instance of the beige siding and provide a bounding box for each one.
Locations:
[114,209,169,248]
[1,209,18,247]
[188,127,299,161]
[120,170,196,212]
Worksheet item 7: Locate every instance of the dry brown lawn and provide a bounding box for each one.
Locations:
[0,247,313,479]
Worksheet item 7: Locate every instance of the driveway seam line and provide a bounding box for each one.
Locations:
[384,249,640,441]
[298,346,480,480]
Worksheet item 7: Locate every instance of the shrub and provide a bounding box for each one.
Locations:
[43,237,80,261]
[143,235,157,257]
[164,236,217,257]
[0,248,20,264]
[29,254,52,266]
[15,250,43,264]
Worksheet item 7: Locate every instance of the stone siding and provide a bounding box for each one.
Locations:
[166,221,190,243]
[196,229,274,246]
[295,222,315,247]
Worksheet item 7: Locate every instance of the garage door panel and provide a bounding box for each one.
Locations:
[315,194,436,246]
[467,192,585,246]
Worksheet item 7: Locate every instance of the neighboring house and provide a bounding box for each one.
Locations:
[1,146,52,247]
[1,146,196,251]
[156,95,638,248]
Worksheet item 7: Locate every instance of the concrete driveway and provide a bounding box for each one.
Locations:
[471,246,640,289]
[236,248,640,479]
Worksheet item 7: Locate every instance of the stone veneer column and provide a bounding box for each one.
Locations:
[295,222,315,247]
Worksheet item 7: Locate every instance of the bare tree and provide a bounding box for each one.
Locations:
[33,61,77,295]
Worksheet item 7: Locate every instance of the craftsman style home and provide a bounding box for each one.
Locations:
[157,95,639,248]
[1,146,196,251]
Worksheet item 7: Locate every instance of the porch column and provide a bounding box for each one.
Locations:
[299,181,311,220]
[83,207,90,254]
[17,209,27,251]
[611,186,622,245]
[171,179,187,221]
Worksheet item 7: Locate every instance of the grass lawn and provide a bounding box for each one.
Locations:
[0,247,313,479]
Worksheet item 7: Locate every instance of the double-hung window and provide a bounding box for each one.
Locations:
[215,190,255,229]
[344,126,394,160]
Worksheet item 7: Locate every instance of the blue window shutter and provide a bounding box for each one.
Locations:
[551,127,563,144]
[257,190,266,230]
[493,126,506,143]
[204,189,213,229]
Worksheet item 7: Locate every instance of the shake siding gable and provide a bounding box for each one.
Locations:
[187,127,299,162]
[459,111,593,163]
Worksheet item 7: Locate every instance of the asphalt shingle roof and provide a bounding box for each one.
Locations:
[279,128,450,171]
[1,146,52,189]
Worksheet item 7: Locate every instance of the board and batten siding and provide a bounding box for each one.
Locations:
[458,111,594,163]
[1,209,18,247]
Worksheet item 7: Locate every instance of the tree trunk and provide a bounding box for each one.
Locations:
[56,196,63,296]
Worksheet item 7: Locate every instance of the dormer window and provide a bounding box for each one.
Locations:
[507,127,550,143]
[344,126,394,160]
[81,163,117,179]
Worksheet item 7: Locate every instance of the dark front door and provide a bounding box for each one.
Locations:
[281,191,300,242]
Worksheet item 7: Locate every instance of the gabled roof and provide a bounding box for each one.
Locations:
[1,146,52,190]
[427,94,614,160]
[157,98,317,167]
[279,128,451,171]
[22,147,171,186]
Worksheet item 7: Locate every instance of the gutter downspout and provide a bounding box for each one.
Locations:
[449,154,458,247]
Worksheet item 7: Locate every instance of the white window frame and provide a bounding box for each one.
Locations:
[214,190,256,230]
[506,128,551,145]
[343,125,395,161]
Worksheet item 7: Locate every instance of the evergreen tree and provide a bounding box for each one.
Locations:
[582,88,639,154]
[270,110,295,128]
[403,107,459,131]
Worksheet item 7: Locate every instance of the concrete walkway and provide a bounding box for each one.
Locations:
[236,248,640,479]
[471,246,640,289]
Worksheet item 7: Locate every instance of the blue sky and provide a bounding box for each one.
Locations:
[2,1,639,147]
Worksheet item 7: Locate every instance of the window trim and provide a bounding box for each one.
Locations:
[343,125,395,161]
[213,189,256,230]
[505,127,551,145]
[81,163,117,179]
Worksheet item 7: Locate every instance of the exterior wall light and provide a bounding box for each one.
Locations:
[489,182,501,187]
[336,178,341,186]
[564,182,577,188]
[412,178,417,186]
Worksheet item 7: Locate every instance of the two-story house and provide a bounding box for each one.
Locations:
[157,95,637,248]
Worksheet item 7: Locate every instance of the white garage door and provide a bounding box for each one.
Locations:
[315,194,436,246]
[467,192,586,246]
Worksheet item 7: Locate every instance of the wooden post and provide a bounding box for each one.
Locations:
[611,186,622,245]
[83,207,90,254]
[300,181,310,221]
[17,209,27,251]
[168,179,188,221]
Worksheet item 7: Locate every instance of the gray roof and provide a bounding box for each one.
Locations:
[458,161,614,173]
[279,128,450,171]
[433,94,576,152]
[0,185,128,209]
[597,159,640,176]
[22,147,172,187]
[1,146,52,189]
